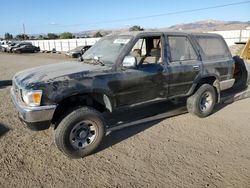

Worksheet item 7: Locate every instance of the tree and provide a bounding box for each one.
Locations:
[93,31,103,37]
[4,32,13,40]
[38,35,45,40]
[60,32,73,39]
[29,35,36,40]
[129,25,144,31]
[15,34,29,40]
[47,33,59,39]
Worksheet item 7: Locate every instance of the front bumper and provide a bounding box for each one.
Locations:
[65,52,73,57]
[11,87,57,130]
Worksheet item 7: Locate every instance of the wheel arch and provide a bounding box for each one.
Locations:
[193,75,220,102]
[51,92,113,126]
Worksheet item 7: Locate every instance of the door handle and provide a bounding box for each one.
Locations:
[192,65,200,70]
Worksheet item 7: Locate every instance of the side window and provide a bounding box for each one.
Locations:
[130,36,162,65]
[131,38,147,56]
[195,36,230,60]
[168,36,198,62]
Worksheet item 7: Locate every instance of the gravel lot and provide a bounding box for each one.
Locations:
[0,53,250,188]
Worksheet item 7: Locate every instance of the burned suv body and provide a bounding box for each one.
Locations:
[11,31,248,158]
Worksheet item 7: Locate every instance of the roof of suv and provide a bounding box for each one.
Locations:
[110,31,221,38]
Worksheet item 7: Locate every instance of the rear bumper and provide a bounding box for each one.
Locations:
[11,87,57,130]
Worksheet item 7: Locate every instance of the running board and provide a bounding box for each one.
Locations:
[106,87,250,135]
[106,106,187,135]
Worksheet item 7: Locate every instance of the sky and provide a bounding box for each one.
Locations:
[0,0,249,36]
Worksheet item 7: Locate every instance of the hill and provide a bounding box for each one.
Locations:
[167,20,250,32]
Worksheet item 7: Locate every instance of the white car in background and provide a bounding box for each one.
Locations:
[1,40,16,52]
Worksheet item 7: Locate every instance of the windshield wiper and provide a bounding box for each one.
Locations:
[83,56,105,66]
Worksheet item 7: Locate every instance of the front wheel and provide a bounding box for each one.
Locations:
[55,107,106,158]
[187,84,216,118]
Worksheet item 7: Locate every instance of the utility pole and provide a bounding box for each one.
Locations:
[22,23,26,40]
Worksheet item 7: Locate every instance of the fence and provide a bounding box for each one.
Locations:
[209,29,250,46]
[27,38,100,52]
[26,29,250,52]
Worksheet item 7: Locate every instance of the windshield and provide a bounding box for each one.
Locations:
[72,46,84,51]
[82,35,132,65]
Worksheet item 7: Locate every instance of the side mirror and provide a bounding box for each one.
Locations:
[122,56,137,68]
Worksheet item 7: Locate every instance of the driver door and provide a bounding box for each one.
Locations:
[111,34,168,107]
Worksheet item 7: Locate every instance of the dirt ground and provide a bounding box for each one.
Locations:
[0,53,250,188]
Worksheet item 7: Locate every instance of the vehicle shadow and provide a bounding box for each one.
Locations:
[94,100,185,154]
[0,80,12,89]
[213,86,250,114]
[97,119,162,153]
[0,123,10,138]
[94,87,250,155]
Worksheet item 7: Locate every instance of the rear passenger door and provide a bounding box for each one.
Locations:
[166,35,201,97]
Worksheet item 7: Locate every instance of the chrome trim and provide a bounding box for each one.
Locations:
[11,87,57,122]
[220,79,235,91]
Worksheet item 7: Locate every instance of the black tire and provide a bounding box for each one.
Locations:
[55,107,106,158]
[187,84,216,118]
[72,54,77,58]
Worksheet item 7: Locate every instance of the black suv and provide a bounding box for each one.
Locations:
[11,31,249,158]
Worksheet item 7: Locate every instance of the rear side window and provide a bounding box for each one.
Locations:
[195,36,230,60]
[168,36,198,62]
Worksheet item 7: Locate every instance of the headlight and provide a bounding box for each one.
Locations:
[22,90,42,107]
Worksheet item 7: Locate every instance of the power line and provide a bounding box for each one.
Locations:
[54,0,250,28]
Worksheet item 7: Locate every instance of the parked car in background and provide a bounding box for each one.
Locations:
[65,45,91,58]
[12,44,40,53]
[1,41,16,52]
[6,42,32,53]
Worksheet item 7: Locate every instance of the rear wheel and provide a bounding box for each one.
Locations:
[55,107,106,158]
[187,84,216,118]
